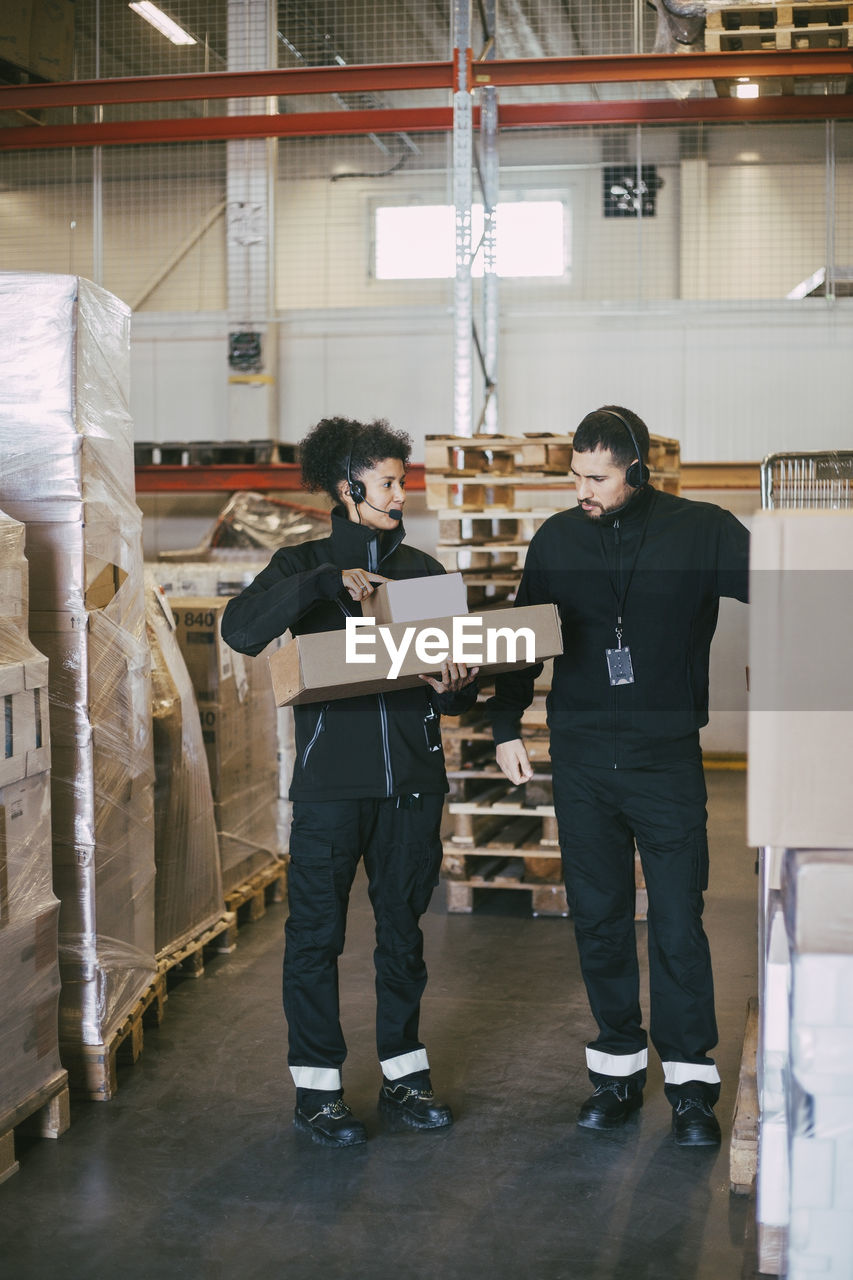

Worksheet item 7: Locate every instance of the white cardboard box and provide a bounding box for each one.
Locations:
[361,572,468,625]
[747,510,853,849]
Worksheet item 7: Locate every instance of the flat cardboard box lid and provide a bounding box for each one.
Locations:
[269,603,562,706]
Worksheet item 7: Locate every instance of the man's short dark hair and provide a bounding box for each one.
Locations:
[573,405,650,472]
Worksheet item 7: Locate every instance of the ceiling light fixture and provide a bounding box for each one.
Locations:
[734,81,759,99]
[128,2,196,45]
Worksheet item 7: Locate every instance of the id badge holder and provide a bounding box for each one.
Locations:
[606,645,635,687]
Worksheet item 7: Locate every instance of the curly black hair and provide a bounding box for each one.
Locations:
[299,416,412,504]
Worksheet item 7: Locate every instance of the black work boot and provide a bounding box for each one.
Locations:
[577,1078,643,1130]
[672,1089,721,1147]
[378,1076,453,1131]
[294,1094,367,1148]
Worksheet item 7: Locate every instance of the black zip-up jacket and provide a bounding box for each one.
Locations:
[486,485,749,769]
[221,508,478,801]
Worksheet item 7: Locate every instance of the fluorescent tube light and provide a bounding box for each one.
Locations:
[128,2,196,45]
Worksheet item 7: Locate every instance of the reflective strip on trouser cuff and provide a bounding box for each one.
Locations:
[586,1047,648,1077]
[662,1061,720,1086]
[380,1049,429,1081]
[290,1066,342,1090]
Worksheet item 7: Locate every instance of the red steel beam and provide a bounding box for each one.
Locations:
[135,462,426,493]
[5,94,853,151]
[0,107,452,150]
[0,62,454,111]
[1,49,851,113]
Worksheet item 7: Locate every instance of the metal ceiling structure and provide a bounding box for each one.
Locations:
[3,0,852,448]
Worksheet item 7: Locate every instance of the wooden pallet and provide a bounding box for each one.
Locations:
[437,509,555,547]
[217,858,288,952]
[443,795,648,921]
[61,974,168,1102]
[706,2,853,28]
[156,910,237,980]
[445,861,570,916]
[436,542,529,572]
[426,469,680,510]
[425,432,680,477]
[730,996,760,1195]
[0,1069,71,1185]
[704,3,853,50]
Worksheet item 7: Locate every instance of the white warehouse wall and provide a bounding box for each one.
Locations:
[131,301,853,462]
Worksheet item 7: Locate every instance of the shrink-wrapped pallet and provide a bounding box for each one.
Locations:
[144,577,223,954]
[167,596,283,892]
[150,558,293,856]
[0,273,156,1051]
[0,507,63,1122]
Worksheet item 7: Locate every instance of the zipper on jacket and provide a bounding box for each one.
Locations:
[301,705,327,770]
[377,692,394,796]
[367,537,379,574]
[612,518,621,769]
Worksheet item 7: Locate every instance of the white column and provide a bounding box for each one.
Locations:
[453,0,474,438]
[226,0,278,442]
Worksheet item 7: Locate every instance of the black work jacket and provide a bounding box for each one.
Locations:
[221,508,478,801]
[486,485,750,769]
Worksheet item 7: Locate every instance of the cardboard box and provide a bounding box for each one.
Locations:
[171,597,282,890]
[361,572,468,625]
[783,850,853,956]
[0,770,53,928]
[0,904,62,1117]
[269,603,563,707]
[0,657,50,788]
[748,510,853,849]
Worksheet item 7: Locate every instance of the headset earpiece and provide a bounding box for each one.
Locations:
[345,451,365,504]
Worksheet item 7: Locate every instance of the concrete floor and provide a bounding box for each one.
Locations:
[3,771,762,1280]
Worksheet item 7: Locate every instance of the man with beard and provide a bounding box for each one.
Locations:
[486,406,749,1146]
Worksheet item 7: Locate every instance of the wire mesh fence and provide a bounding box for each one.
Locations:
[1,2,853,311]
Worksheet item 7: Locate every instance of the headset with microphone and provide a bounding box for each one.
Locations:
[345,450,403,521]
[597,408,650,489]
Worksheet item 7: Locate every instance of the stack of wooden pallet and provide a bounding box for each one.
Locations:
[704,2,853,52]
[426,429,679,916]
[426,432,680,609]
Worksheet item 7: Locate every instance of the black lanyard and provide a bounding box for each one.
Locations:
[597,490,657,647]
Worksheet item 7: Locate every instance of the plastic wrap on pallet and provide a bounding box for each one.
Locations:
[144,576,224,956]
[0,506,63,1121]
[781,850,853,1280]
[157,492,330,561]
[166,596,284,893]
[0,273,156,1049]
[0,904,63,1120]
[148,559,294,851]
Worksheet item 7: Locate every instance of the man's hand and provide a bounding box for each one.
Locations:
[496,739,534,786]
[341,569,389,601]
[420,661,479,694]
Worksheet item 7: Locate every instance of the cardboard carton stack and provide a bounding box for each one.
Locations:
[149,559,294,859]
[169,597,282,893]
[0,508,65,1126]
[748,509,853,1278]
[0,273,157,1059]
[144,579,224,955]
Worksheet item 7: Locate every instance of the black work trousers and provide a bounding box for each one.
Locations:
[284,794,444,1092]
[552,756,720,1104]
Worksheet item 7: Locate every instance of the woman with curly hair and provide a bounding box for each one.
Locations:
[222,416,478,1147]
